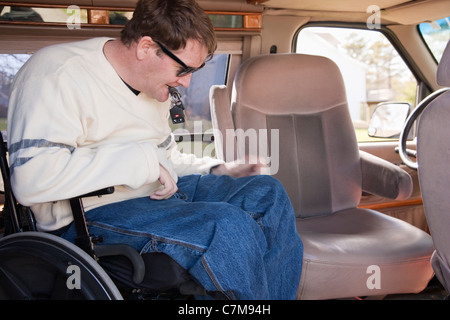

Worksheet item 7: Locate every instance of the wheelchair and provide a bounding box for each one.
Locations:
[0,131,224,300]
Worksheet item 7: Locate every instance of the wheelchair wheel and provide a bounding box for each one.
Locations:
[0,232,122,300]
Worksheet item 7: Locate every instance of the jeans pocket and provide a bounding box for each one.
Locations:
[173,190,187,201]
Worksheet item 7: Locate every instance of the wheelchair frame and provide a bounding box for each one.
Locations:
[0,131,218,300]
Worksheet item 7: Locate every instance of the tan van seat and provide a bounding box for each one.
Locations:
[210,53,434,299]
[417,39,450,296]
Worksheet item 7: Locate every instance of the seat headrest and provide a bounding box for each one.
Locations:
[437,39,450,87]
[232,53,347,115]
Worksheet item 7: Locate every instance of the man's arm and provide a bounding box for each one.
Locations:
[210,161,265,178]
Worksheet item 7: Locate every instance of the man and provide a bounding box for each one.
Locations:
[7,0,302,299]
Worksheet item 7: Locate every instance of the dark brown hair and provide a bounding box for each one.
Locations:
[121,0,216,60]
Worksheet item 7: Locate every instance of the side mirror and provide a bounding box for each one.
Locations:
[368,102,411,139]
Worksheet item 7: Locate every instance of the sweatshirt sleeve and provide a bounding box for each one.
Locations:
[157,134,224,178]
[7,75,162,206]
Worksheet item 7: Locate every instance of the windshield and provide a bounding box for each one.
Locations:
[419,16,450,62]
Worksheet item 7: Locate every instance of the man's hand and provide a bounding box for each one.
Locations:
[150,164,178,200]
[210,157,267,178]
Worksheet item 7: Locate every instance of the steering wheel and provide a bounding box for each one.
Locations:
[399,88,450,170]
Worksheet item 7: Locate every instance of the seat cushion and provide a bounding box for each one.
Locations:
[296,208,434,299]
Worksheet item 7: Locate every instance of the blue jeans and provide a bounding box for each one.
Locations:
[62,174,303,299]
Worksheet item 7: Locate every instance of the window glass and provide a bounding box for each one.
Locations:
[295,27,417,142]
[170,54,228,133]
[171,54,229,157]
[208,14,243,28]
[0,6,88,24]
[109,11,132,25]
[419,17,450,62]
[0,54,32,131]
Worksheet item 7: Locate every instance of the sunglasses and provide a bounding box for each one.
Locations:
[154,40,205,77]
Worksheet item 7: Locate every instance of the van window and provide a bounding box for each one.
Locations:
[170,53,229,158]
[170,53,228,134]
[295,27,417,142]
[0,54,32,131]
[419,16,450,63]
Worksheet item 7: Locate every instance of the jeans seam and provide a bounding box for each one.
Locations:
[141,239,159,253]
[201,255,235,300]
[87,221,207,253]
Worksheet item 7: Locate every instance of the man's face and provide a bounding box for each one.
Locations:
[137,37,208,102]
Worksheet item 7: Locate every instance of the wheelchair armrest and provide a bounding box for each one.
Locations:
[79,187,115,198]
[71,187,145,285]
[94,244,145,284]
[69,186,115,250]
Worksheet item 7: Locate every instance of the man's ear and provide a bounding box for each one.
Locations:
[136,36,155,61]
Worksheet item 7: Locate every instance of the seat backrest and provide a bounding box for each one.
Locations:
[417,39,450,293]
[229,53,362,218]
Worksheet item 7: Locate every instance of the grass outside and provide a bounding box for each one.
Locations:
[0,118,6,132]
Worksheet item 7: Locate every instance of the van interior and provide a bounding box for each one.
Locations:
[0,0,449,301]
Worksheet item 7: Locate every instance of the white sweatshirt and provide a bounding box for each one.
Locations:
[7,37,223,232]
